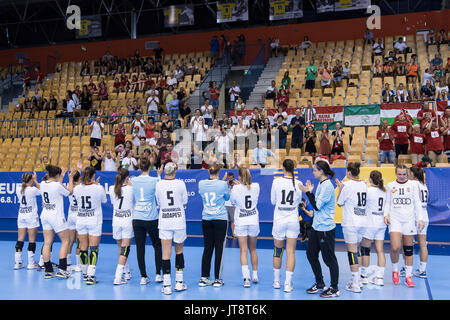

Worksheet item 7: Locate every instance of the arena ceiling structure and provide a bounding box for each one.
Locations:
[0,0,446,49]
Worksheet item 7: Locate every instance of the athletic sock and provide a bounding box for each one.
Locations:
[124,262,130,274]
[392,263,399,272]
[163,273,171,286]
[405,266,413,277]
[44,261,53,273]
[80,250,88,275]
[114,264,125,282]
[28,250,35,265]
[38,255,44,266]
[419,262,427,273]
[87,265,96,277]
[273,268,281,282]
[175,270,183,283]
[252,270,258,279]
[351,271,359,285]
[360,266,367,277]
[377,266,385,278]
[241,265,250,280]
[59,258,67,271]
[67,254,72,266]
[75,254,81,267]
[285,271,293,285]
[14,252,22,264]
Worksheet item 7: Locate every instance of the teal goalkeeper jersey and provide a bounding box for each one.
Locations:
[198,179,230,221]
[131,175,159,221]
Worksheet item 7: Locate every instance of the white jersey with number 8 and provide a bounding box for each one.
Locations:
[155,179,188,230]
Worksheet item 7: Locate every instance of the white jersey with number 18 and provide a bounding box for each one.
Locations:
[337,179,369,227]
[155,179,188,230]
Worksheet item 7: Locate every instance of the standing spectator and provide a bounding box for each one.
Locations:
[280,71,292,94]
[160,142,179,165]
[417,103,437,128]
[89,116,104,147]
[88,146,103,170]
[193,117,209,150]
[273,115,288,149]
[137,137,152,157]
[332,60,343,88]
[259,118,273,149]
[377,120,395,164]
[160,113,174,133]
[318,123,331,159]
[304,125,318,157]
[391,113,412,159]
[409,124,425,165]
[131,113,145,147]
[201,99,214,126]
[424,118,445,165]
[65,91,75,124]
[406,58,419,84]
[363,28,374,45]
[305,60,317,94]
[179,102,192,128]
[382,83,396,103]
[422,68,435,86]
[22,67,31,97]
[252,140,275,168]
[122,150,138,170]
[216,128,232,167]
[153,46,164,61]
[103,149,118,171]
[290,109,305,149]
[303,100,315,125]
[331,122,345,157]
[80,85,92,117]
[146,90,159,119]
[270,37,280,57]
[210,36,220,64]
[234,97,246,111]
[276,89,289,111]
[209,81,220,113]
[113,122,126,148]
[228,81,241,110]
[320,61,332,89]
[35,67,43,91]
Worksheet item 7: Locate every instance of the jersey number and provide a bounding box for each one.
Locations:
[378,197,384,211]
[118,196,124,209]
[72,196,78,207]
[420,190,428,204]
[21,196,27,206]
[399,188,405,195]
[357,192,367,207]
[281,190,294,206]
[204,192,217,206]
[245,195,252,209]
[43,192,49,204]
[167,191,174,206]
[80,196,92,209]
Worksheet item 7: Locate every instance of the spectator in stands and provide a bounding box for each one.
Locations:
[80,85,92,117]
[235,97,246,111]
[81,61,90,76]
[159,113,173,133]
[65,91,75,124]
[229,81,241,110]
[179,101,192,129]
[270,37,280,58]
[273,105,288,123]
[129,75,139,93]
[320,61,332,89]
[395,56,406,76]
[153,46,164,62]
[391,113,412,159]
[303,100,315,125]
[304,125,317,157]
[421,79,436,101]
[88,146,104,170]
[442,107,450,162]
[98,79,108,101]
[431,53,443,70]
[22,67,31,97]
[174,66,184,83]
[252,140,275,168]
[264,80,277,107]
[103,149,118,171]
[363,28,374,45]
[435,79,449,100]
[87,78,97,94]
[384,51,397,65]
[122,150,138,170]
[422,68,435,86]
[131,113,145,147]
[137,136,152,157]
[113,122,126,148]
[34,67,42,91]
[146,90,159,119]
[161,142,179,165]
[424,118,445,165]
[373,59,383,77]
[298,36,312,53]
[280,71,292,94]
[273,115,288,149]
[396,83,409,102]
[382,83,396,103]
[409,124,425,165]
[331,122,345,157]
[201,98,214,126]
[437,29,448,44]
[413,155,432,169]
[214,127,231,167]
[436,89,449,102]
[252,107,265,127]
[89,115,104,147]
[406,57,419,84]
[247,118,259,147]
[193,117,208,150]
[318,123,331,159]
[332,60,343,88]
[233,116,249,149]
[209,81,220,112]
[372,38,385,58]
[305,60,317,94]
[258,118,271,149]
[290,109,305,149]
[276,89,289,111]
[377,120,395,163]
[210,35,220,64]
[384,60,395,77]
[394,37,409,55]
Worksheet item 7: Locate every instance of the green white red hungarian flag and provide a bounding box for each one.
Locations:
[380,103,421,125]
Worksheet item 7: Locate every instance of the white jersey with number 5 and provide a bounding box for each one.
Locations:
[40,181,70,218]
[270,177,302,224]
[155,179,188,230]
[385,180,422,222]
[365,186,387,228]
[230,183,260,227]
[17,186,40,220]
[109,185,134,227]
[73,184,107,225]
[337,180,369,227]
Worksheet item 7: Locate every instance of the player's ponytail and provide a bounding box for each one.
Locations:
[315,160,335,179]
[347,162,361,177]
[21,172,33,194]
[409,166,425,184]
[370,170,386,191]
[282,159,296,190]
[238,167,252,190]
[81,166,96,185]
[114,168,129,198]
[46,164,62,179]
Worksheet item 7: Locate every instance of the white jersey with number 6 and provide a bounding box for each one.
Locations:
[337,180,369,227]
[155,179,188,230]
[73,184,107,225]
[17,186,40,220]
[365,186,387,228]
[109,185,134,227]
[385,180,422,223]
[230,183,260,227]
[270,177,302,224]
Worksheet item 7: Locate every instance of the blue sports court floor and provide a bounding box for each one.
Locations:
[1,240,449,300]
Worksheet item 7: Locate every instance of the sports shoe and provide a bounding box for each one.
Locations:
[83,274,89,281]
[55,270,71,279]
[405,276,415,287]
[140,277,150,285]
[360,275,369,285]
[213,279,224,287]
[113,278,127,285]
[198,277,214,287]
[414,269,427,279]
[44,272,56,279]
[399,267,406,277]
[284,282,293,293]
[27,262,40,270]
[174,281,187,291]
[320,287,340,298]
[243,278,251,288]
[273,280,281,289]
[162,285,172,295]
[306,283,326,294]
[124,272,132,281]
[155,274,163,283]
[67,265,81,272]
[345,280,362,293]
[252,275,259,283]
[51,262,59,269]
[86,276,98,285]
[370,276,384,286]
[392,271,400,285]
[14,262,24,270]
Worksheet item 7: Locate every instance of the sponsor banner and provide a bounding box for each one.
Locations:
[380,102,422,125]
[75,15,102,39]
[163,5,194,27]
[217,0,249,23]
[269,0,303,21]
[317,0,370,13]
[344,104,380,126]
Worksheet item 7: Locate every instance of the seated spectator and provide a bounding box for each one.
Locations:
[263,80,277,107]
[382,83,396,103]
[436,89,449,102]
[298,36,312,51]
[342,61,351,81]
[396,83,409,102]
[273,115,288,149]
[112,77,121,94]
[409,83,421,101]
[201,99,214,126]
[424,118,445,165]
[174,87,187,121]
[413,155,433,169]
[332,60,343,87]
[120,73,130,92]
[363,28,374,45]
[275,88,289,111]
[320,61,332,89]
[164,85,177,114]
[427,29,437,45]
[421,79,436,100]
[406,57,419,83]
[98,79,108,100]
[235,96,246,111]
[422,68,435,86]
[80,61,90,76]
[167,72,178,88]
[274,105,288,123]
[383,61,395,77]
[391,113,412,159]
[252,140,275,168]
[437,29,448,45]
[185,58,199,75]
[87,78,97,93]
[304,125,317,157]
[373,59,383,77]
[280,71,291,94]
[395,56,406,76]
[409,124,425,165]
[372,38,385,57]
[384,51,397,64]
[435,79,449,99]
[377,120,395,163]
[431,53,443,70]
[394,37,409,54]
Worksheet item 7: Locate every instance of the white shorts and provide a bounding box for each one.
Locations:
[41,214,68,234]
[272,221,300,241]
[364,226,387,241]
[417,221,429,236]
[17,215,40,229]
[67,213,77,230]
[113,224,134,240]
[159,229,187,244]
[388,217,417,236]
[342,226,366,244]
[76,221,102,237]
[234,224,260,238]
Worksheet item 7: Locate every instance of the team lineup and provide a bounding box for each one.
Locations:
[12,157,430,297]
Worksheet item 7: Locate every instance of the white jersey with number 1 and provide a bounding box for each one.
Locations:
[230,183,260,227]
[155,179,188,230]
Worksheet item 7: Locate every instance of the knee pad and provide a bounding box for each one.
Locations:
[273,247,284,258]
[347,251,359,265]
[28,242,36,253]
[80,250,88,265]
[162,259,171,275]
[360,246,371,257]
[89,246,99,265]
[15,241,24,252]
[175,253,184,270]
[120,246,130,258]
[403,245,413,256]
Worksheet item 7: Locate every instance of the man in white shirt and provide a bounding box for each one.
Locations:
[193,117,209,150]
[147,84,159,97]
[373,38,385,57]
[147,92,159,118]
[201,99,214,126]
[148,131,159,146]
[252,140,275,168]
[394,37,408,54]
[229,81,241,110]
[66,91,75,124]
[216,128,232,167]
[132,113,146,146]
[167,73,177,87]
[90,116,104,147]
[103,149,118,171]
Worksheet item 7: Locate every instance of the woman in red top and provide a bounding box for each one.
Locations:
[424,118,445,165]
[145,118,156,142]
[443,107,450,162]
[113,122,127,147]
[276,89,289,111]
[209,81,220,111]
[87,79,97,93]
[318,123,332,159]
[391,113,412,159]
[408,124,425,165]
[98,79,108,101]
[120,73,130,92]
[113,77,121,94]
[35,67,43,91]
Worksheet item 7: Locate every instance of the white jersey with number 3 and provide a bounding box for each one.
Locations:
[385,180,422,223]
[230,183,260,227]
[270,177,302,224]
[155,179,188,230]
[17,186,40,220]
[73,184,107,225]
[413,181,429,223]
[337,180,369,227]
[40,181,70,218]
[365,186,387,228]
[109,185,134,227]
